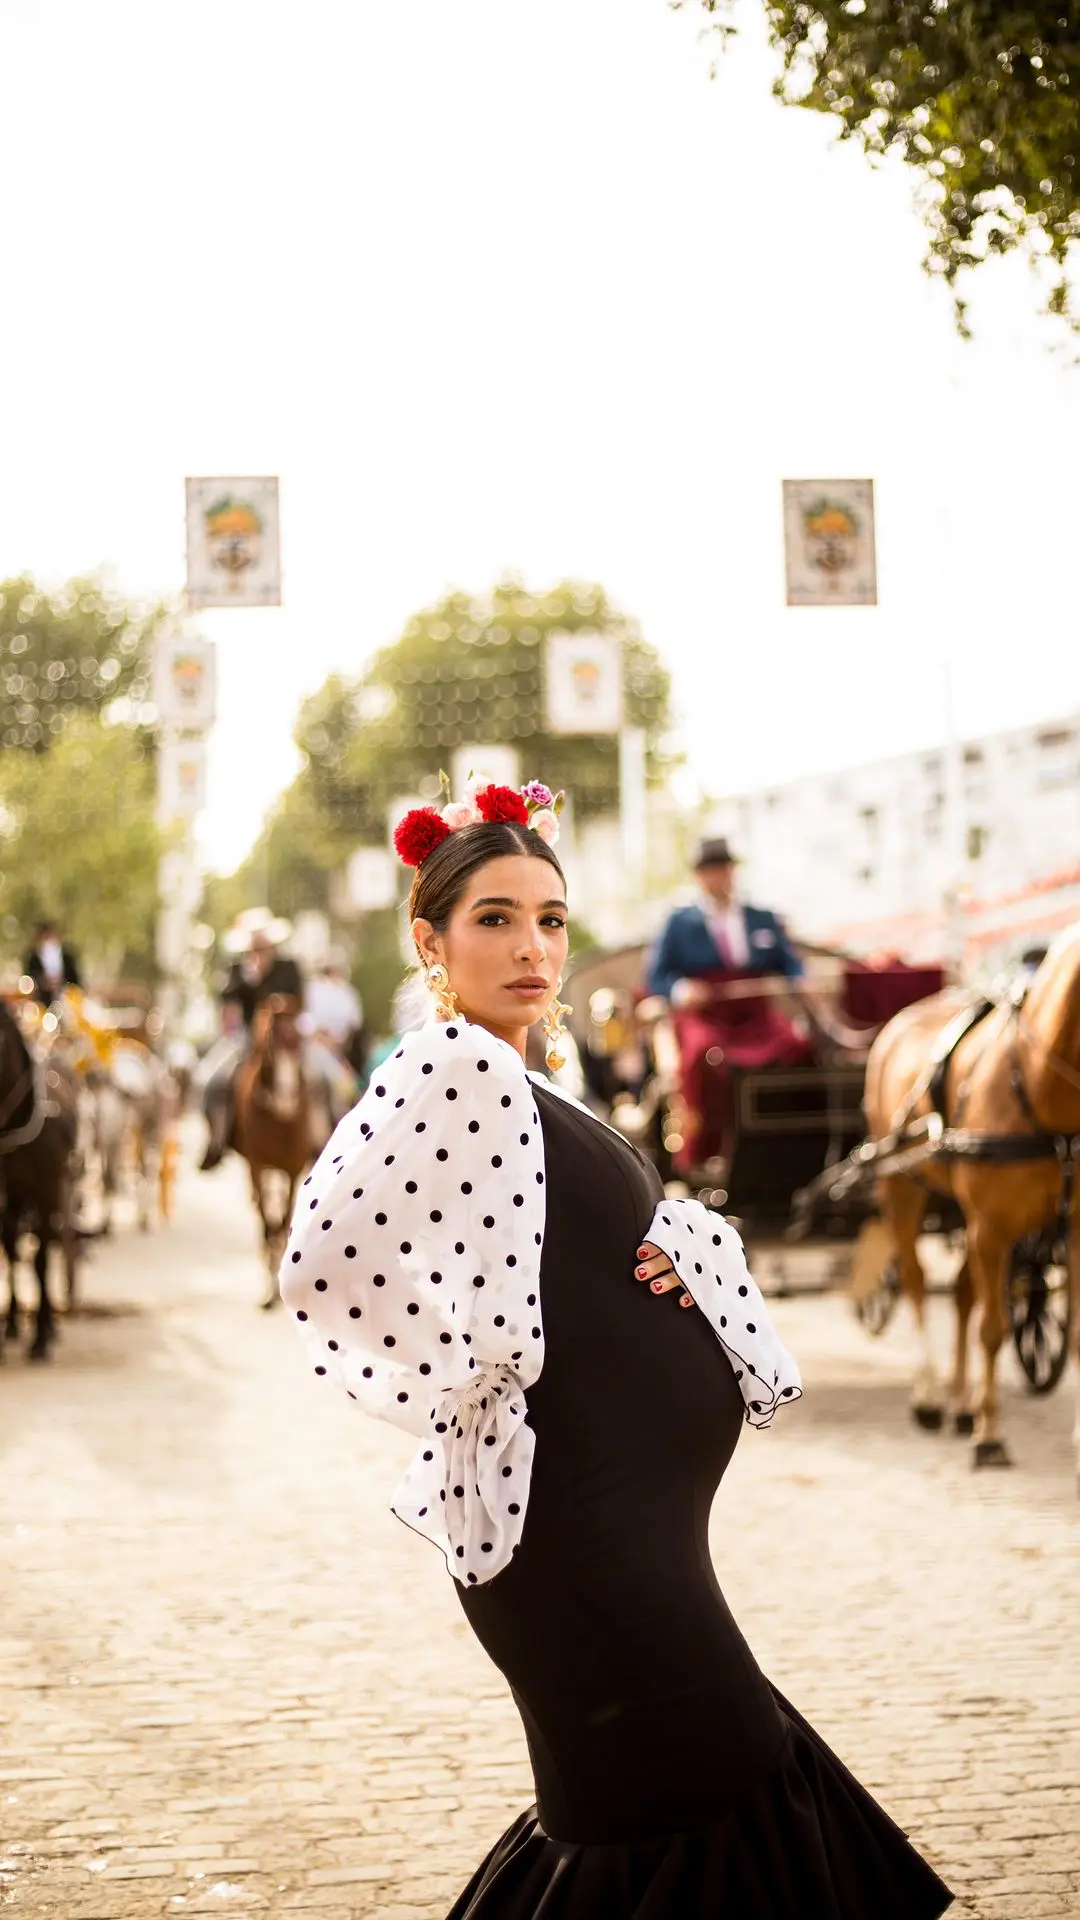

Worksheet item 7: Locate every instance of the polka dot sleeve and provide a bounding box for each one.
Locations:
[278,1018,547,1586]
[643,1198,802,1428]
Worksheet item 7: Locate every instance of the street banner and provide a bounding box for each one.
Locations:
[157,735,208,824]
[346,846,398,912]
[545,632,623,735]
[185,476,282,607]
[782,479,877,606]
[153,633,217,732]
[450,745,520,796]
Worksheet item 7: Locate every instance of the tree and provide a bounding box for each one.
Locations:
[0,715,164,981]
[683,2,1080,330]
[0,574,170,749]
[211,578,671,1033]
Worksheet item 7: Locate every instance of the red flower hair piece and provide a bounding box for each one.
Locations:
[393,806,452,867]
[475,783,529,827]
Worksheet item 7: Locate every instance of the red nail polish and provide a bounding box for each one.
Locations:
[650,1279,665,1293]
[679,1294,693,1309]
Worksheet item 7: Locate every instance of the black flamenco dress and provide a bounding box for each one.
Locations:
[448,1083,953,1918]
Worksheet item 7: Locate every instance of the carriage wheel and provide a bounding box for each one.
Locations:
[1009,1234,1072,1395]
[855,1258,901,1337]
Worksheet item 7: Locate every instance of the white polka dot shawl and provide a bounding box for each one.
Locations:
[279,1017,801,1587]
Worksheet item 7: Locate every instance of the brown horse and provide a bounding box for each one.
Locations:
[234,994,318,1305]
[0,999,81,1360]
[863,927,1080,1472]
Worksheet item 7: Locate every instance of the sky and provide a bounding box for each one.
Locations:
[2,0,1078,875]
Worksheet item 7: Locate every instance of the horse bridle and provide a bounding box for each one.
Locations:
[0,1046,47,1154]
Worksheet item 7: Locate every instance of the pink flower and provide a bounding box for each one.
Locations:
[441,801,480,830]
[522,780,554,809]
[529,808,559,846]
[464,771,494,801]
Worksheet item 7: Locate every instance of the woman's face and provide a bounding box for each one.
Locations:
[413,853,569,1049]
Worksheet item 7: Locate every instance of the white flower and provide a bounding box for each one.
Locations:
[529,808,559,847]
[442,801,480,829]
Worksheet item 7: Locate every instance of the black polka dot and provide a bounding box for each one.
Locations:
[395,1098,405,1109]
[483,1435,496,1447]
[501,1095,511,1108]
[296,1310,308,1321]
[746,1322,756,1335]
[362,1365,373,1378]
[315,1365,326,1376]
[430,1271,442,1284]
[345,1246,357,1259]
[534,1233,542,1245]
[375,1212,387,1226]
[508,1502,520,1515]
[321,1219,331,1231]
[395,1049,404,1059]
[735,1369,744,1382]
[467,1573,477,1584]
[506,1255,517,1269]
[397,1391,409,1403]
[750,1400,761,1413]
[662,1215,670,1225]
[436,1148,449,1162]
[456,1545,465,1558]
[493,1314,505,1327]
[472,1275,485,1288]
[526,1294,536,1306]
[468,1120,480,1134]
[314,1278,327,1292]
[694,1262,702,1274]
[782,1386,794,1396]
[481,1542,493,1553]
[453,1484,464,1497]
[291,1251,300,1263]
[383,1335,396,1348]
[415,1122,426,1133]
[400,1241,412,1255]
[349,1307,361,1320]
[419,1363,431,1376]
[373,1273,386,1287]
[520,1133,529,1146]
[422,1063,433,1075]
[423,1449,433,1461]
[440,1332,452,1345]
[407,1303,420,1316]
[720,1315,727,1327]
[454,1241,465,1254]
[406,1180,418,1194]
[375,1084,386,1097]
[501,1465,512,1477]
[430,1209,442,1223]
[513,1194,524,1207]
[435,1420,447,1432]
[384,1155,395,1167]
[309,1198,317,1211]
[536,1172,544,1185]
[418,1505,427,1516]
[531,1327,541,1339]
[353,1188,363,1199]
[461,1181,473,1195]
[446,1088,458,1101]
[738,1285,748,1297]
[303,1175,311,1186]
[482,1216,494,1229]
[446,1026,458,1039]
[477,1060,489,1072]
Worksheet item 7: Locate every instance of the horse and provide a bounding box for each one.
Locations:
[86,1041,179,1233]
[234,993,323,1306]
[863,926,1080,1475]
[0,998,81,1360]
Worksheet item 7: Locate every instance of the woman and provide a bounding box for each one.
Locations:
[280,778,953,1918]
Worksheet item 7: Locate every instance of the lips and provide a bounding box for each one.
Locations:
[506,977,548,994]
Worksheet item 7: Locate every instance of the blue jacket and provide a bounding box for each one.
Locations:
[646,903,804,1000]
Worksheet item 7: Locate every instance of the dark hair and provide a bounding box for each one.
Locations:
[408,822,566,933]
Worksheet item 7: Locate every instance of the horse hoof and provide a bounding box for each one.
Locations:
[912,1404,944,1431]
[973,1439,1012,1469]
[954,1411,976,1437]
[27,1341,51,1363]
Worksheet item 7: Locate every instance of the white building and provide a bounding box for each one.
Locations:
[704,712,1080,972]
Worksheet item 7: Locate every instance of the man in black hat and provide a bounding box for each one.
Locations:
[646,838,804,1005]
[645,839,808,1174]
[23,919,82,1007]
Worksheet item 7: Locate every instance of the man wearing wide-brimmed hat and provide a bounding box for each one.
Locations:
[646,838,809,1175]
[198,910,305,1170]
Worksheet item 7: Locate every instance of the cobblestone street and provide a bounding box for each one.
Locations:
[3,1144,1080,1920]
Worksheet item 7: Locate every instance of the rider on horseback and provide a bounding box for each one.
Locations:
[198,916,304,1171]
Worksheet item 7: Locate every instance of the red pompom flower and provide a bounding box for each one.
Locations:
[393,807,452,867]
[475,783,530,827]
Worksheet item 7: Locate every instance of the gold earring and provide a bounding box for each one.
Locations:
[426,962,460,1021]
[542,979,573,1073]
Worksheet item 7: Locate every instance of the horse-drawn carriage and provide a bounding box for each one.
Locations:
[564,933,1078,1457]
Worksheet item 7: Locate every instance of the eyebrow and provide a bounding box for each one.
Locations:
[471,896,568,913]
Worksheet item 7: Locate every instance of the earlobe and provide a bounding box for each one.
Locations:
[411,919,442,969]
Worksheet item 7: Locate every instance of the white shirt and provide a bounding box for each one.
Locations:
[700,895,750,968]
[38,938,64,987]
[305,974,363,1045]
[279,1018,802,1587]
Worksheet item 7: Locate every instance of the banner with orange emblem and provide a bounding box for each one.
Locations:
[185,476,282,607]
[782,478,877,607]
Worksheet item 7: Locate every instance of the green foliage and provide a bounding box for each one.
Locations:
[297,577,675,839]
[0,715,163,979]
[681,1,1080,328]
[0,574,171,749]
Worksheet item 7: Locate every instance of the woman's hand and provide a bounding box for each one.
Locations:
[634,1241,695,1310]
